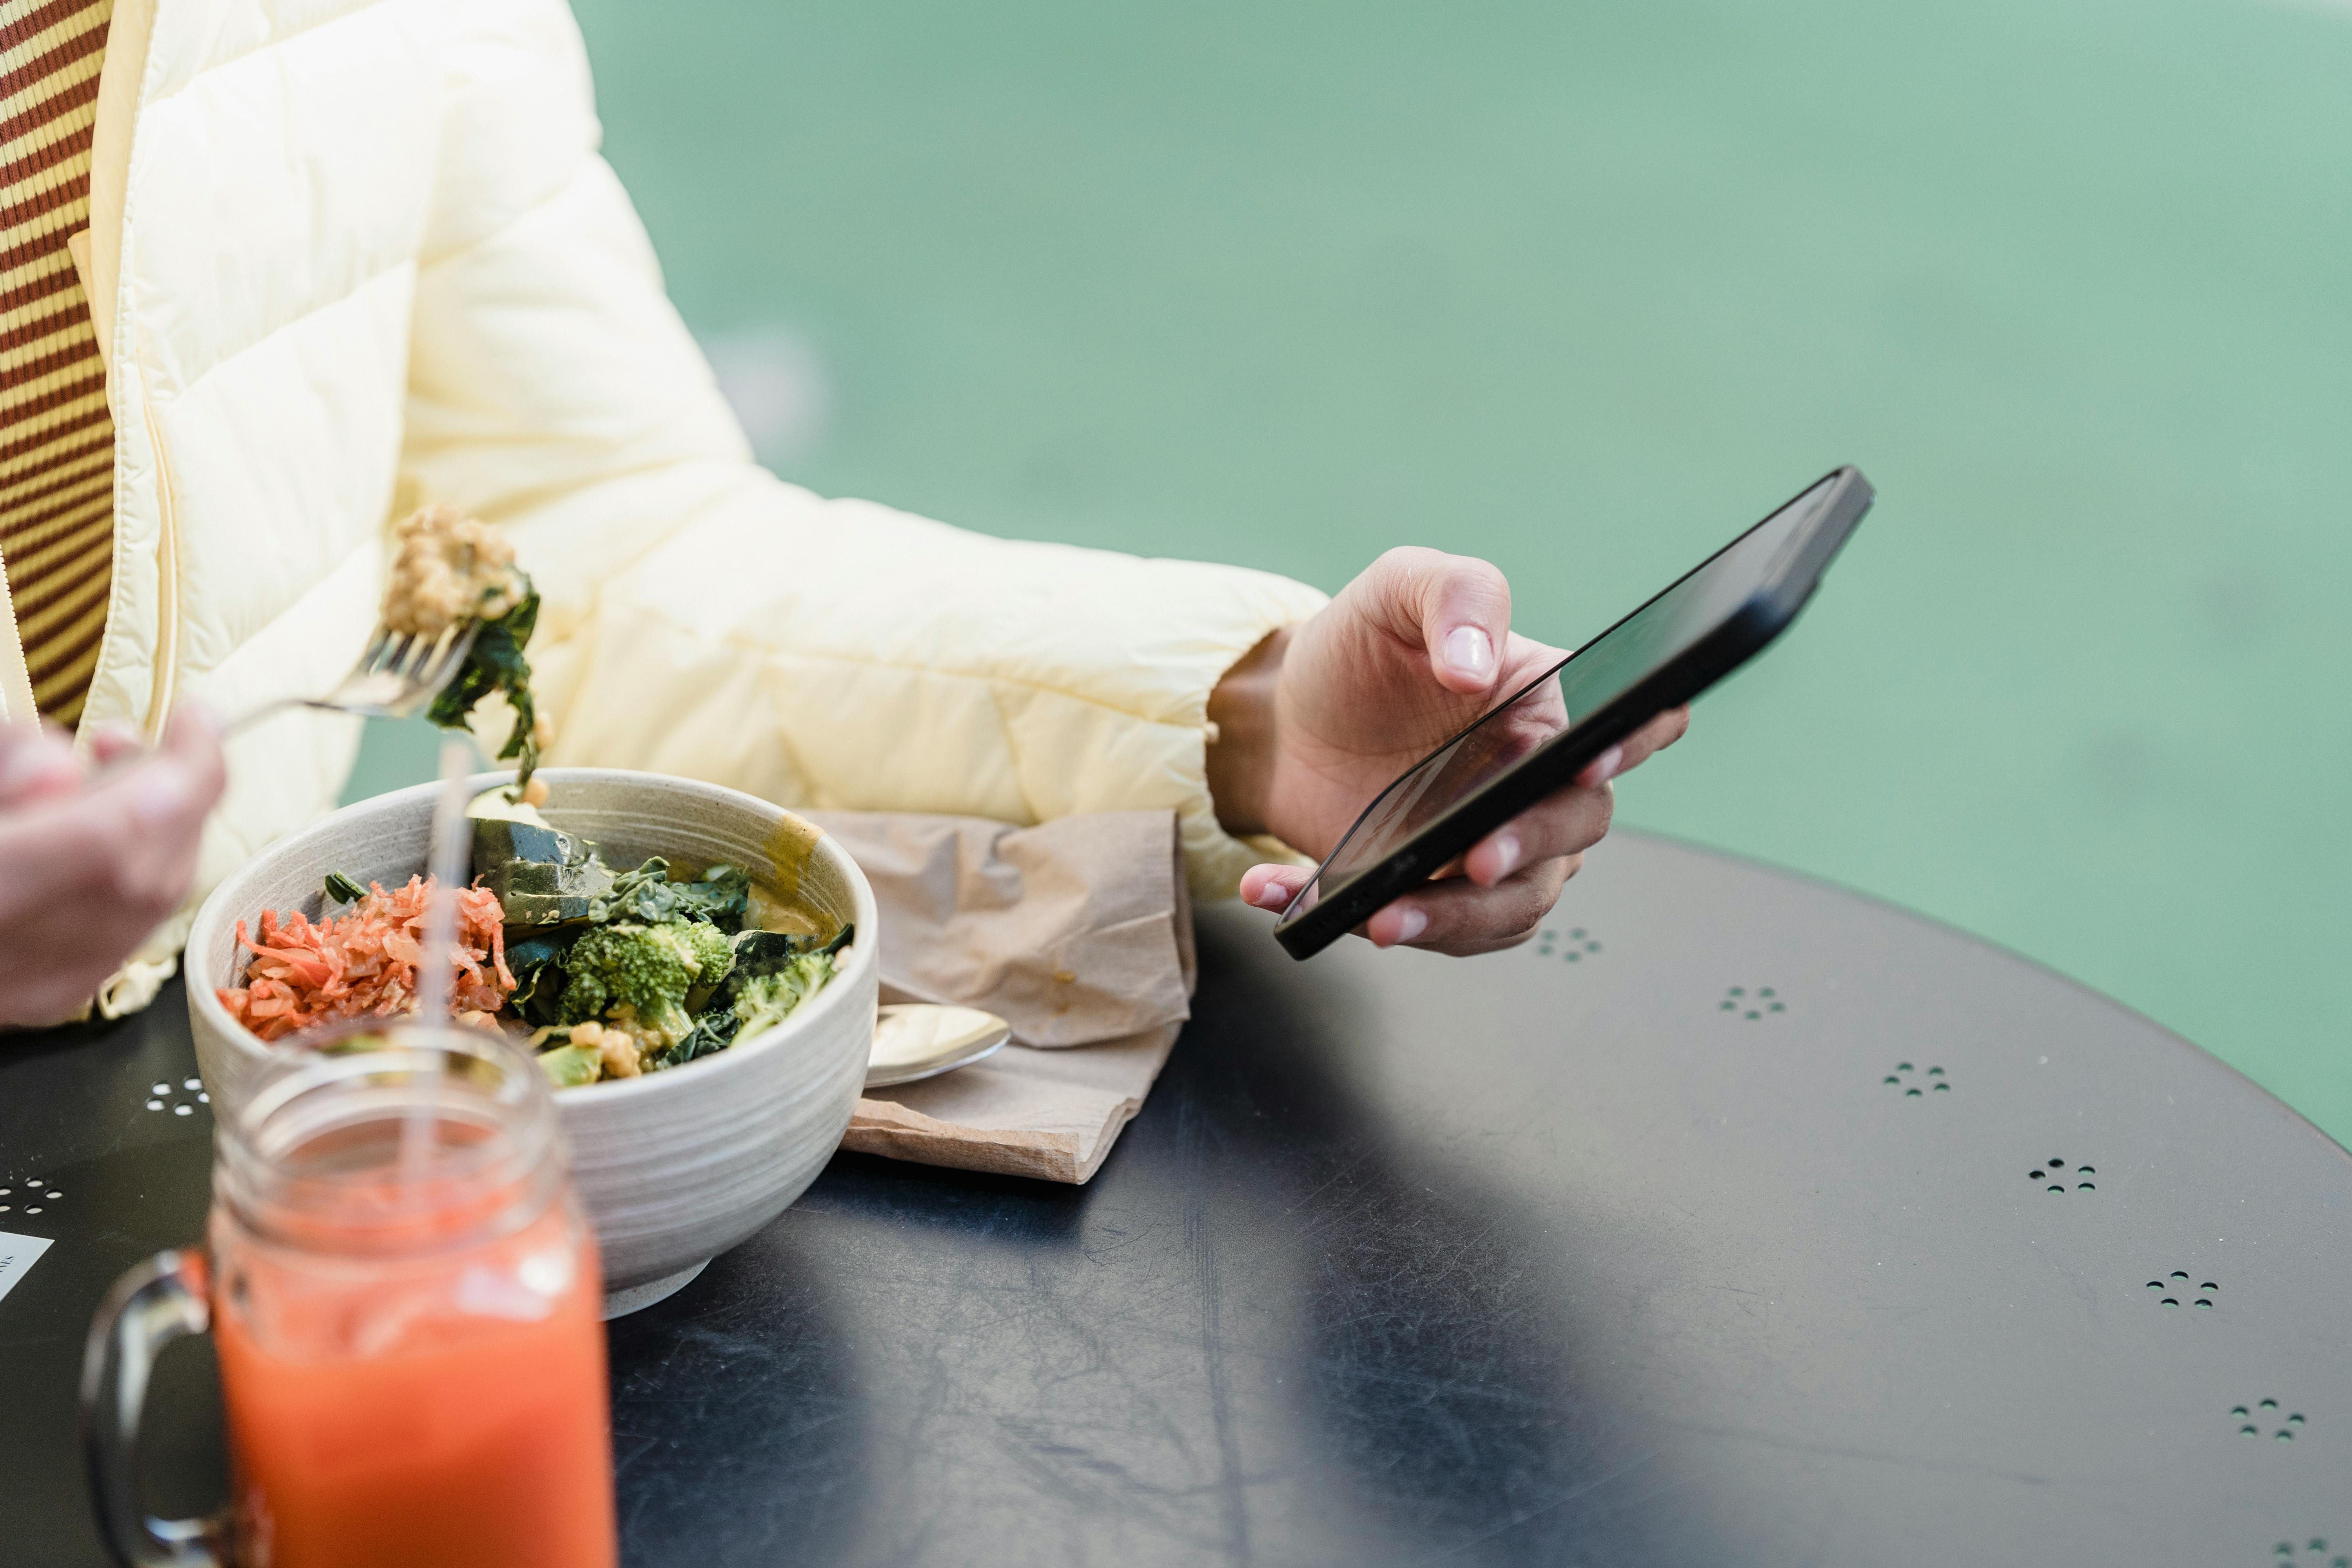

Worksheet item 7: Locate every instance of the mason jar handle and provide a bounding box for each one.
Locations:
[79,1249,227,1568]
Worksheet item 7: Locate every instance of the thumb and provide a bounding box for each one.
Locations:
[157,703,227,810]
[1353,546,1512,696]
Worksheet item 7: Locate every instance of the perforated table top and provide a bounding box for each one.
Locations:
[3,831,2347,1566]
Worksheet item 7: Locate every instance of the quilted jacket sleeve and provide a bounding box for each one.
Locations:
[397,1,1327,898]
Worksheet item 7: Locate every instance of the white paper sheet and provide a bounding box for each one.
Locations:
[0,1230,53,1307]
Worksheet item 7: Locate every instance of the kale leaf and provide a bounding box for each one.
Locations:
[504,928,584,1026]
[730,922,851,974]
[425,579,541,791]
[586,858,754,932]
[662,1007,740,1068]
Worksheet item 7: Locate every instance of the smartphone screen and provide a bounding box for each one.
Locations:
[1280,472,1844,928]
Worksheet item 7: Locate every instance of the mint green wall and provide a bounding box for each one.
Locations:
[352,0,2352,1140]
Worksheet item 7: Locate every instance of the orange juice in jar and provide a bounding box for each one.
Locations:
[84,1022,616,1568]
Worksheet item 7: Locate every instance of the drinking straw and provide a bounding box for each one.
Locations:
[400,737,477,1189]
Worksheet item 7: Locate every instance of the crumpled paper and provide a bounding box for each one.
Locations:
[804,810,1195,1185]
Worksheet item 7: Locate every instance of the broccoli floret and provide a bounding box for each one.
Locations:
[675,921,735,989]
[729,951,837,1041]
[559,919,731,1046]
[642,927,850,1071]
[559,923,697,1021]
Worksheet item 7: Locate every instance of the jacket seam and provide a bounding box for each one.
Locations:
[136,358,176,738]
[982,681,1044,825]
[411,145,600,276]
[422,454,735,532]
[148,253,412,407]
[637,600,1245,735]
[751,663,818,809]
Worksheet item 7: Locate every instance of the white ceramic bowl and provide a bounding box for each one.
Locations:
[186,769,879,1314]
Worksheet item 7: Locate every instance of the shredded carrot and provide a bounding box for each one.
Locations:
[218,876,515,1042]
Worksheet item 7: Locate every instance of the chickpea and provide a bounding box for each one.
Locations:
[383,504,524,635]
[597,1031,642,1079]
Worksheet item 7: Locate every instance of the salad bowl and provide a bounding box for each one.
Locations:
[186,768,881,1315]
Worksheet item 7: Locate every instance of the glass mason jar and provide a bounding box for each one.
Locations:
[83,1022,616,1568]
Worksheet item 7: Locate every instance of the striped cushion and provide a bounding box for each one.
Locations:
[0,0,111,728]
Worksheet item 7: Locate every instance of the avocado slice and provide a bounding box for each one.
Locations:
[535,1041,602,1087]
[466,784,554,830]
[470,815,616,927]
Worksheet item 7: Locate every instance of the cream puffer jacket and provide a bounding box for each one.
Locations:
[2,0,1328,1017]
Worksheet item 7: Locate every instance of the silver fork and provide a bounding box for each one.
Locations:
[224,619,481,737]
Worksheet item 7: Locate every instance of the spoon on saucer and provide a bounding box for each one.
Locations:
[865,1004,1012,1089]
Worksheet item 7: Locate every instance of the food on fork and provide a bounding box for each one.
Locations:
[382,505,526,634]
[386,504,548,798]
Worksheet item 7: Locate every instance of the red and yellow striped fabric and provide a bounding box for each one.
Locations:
[0,0,112,728]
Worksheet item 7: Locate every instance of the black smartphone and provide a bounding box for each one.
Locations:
[1272,466,1874,960]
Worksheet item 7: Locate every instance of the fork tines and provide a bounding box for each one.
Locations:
[344,621,477,719]
[410,625,475,703]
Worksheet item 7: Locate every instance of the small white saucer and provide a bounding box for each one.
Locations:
[866,1003,1012,1089]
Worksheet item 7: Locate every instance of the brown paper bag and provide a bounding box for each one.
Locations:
[803,811,1195,1184]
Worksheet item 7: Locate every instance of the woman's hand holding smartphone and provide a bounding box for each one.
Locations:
[1214,468,1869,960]
[1205,545,1691,956]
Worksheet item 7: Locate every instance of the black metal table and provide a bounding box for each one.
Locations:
[5,831,2348,1566]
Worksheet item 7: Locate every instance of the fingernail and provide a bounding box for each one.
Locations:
[1441,626,1495,682]
[1591,745,1625,783]
[1252,882,1286,910]
[1490,829,1521,879]
[1390,907,1428,946]
[129,761,197,828]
